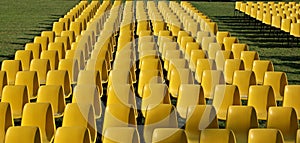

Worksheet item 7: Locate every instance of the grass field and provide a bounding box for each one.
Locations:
[191,1,300,85]
[0,0,79,62]
[0,0,299,85]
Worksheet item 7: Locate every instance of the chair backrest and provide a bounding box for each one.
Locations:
[30,59,51,85]
[5,126,42,143]
[144,104,178,143]
[212,85,241,120]
[252,60,274,85]
[263,72,288,101]
[103,127,140,143]
[21,103,56,143]
[248,128,284,143]
[248,85,276,120]
[267,107,298,143]
[37,85,65,118]
[1,60,22,85]
[0,102,14,143]
[62,103,97,143]
[185,105,218,143]
[152,128,187,143]
[226,106,258,143]
[200,129,236,143]
[54,127,91,143]
[15,71,39,100]
[283,85,300,119]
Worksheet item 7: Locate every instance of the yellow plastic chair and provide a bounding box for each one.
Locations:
[164,50,183,71]
[177,84,205,118]
[48,42,65,60]
[0,102,14,143]
[61,30,76,44]
[102,104,136,138]
[4,126,42,143]
[138,70,163,97]
[263,72,288,101]
[196,31,210,44]
[200,129,236,143]
[169,68,194,98]
[108,70,133,89]
[204,22,218,36]
[1,60,22,85]
[86,59,108,83]
[248,128,284,143]
[25,43,42,59]
[55,36,71,51]
[215,50,234,71]
[283,85,300,119]
[167,59,189,80]
[1,85,29,119]
[14,50,33,71]
[212,85,241,120]
[248,85,276,120]
[207,43,222,59]
[252,60,274,85]
[15,71,39,100]
[226,106,258,143]
[103,127,139,143]
[195,59,216,83]
[58,59,79,84]
[41,31,55,43]
[40,50,59,70]
[180,36,194,52]
[201,70,225,99]
[177,31,189,44]
[267,107,298,143]
[185,42,200,60]
[54,127,91,143]
[62,103,97,143]
[34,36,49,51]
[137,20,150,35]
[240,51,259,71]
[70,22,82,36]
[223,37,238,51]
[232,70,256,99]
[21,103,56,143]
[139,30,152,37]
[141,83,170,117]
[185,105,219,143]
[189,49,206,72]
[0,71,7,98]
[37,85,65,118]
[139,42,156,52]
[77,70,102,96]
[144,104,178,143]
[72,84,101,119]
[201,37,216,51]
[224,59,245,84]
[46,70,72,98]
[59,18,70,30]
[290,23,300,38]
[232,44,248,59]
[52,22,66,37]
[140,58,162,72]
[216,31,230,44]
[29,59,51,85]
[65,49,85,70]
[152,128,187,143]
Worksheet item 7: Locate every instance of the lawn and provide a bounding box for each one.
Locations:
[191,1,300,84]
[0,0,79,62]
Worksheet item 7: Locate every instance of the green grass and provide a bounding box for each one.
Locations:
[0,0,79,62]
[191,1,300,84]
